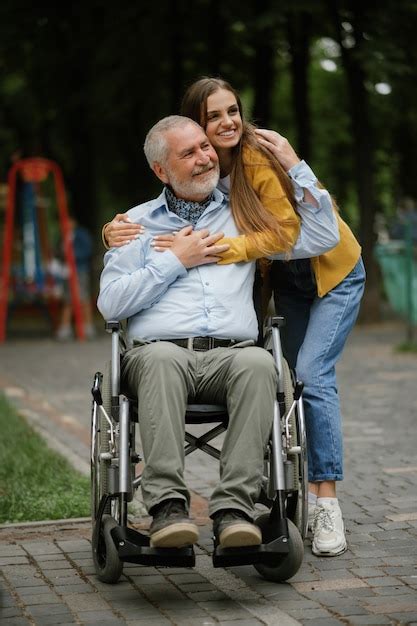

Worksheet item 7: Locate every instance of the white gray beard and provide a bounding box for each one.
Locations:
[170,168,219,200]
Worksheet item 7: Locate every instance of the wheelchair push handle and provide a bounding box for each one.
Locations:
[91,372,103,406]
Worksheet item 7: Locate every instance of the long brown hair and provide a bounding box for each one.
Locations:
[181,77,299,254]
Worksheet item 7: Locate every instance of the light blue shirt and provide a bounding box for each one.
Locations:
[97,161,339,344]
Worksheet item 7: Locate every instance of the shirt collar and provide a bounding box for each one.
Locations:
[148,186,227,218]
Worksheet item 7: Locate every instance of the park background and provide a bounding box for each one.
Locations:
[1,0,417,326]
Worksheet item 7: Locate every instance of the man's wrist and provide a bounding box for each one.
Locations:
[102,223,110,250]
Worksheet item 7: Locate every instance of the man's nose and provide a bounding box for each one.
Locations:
[196,150,210,163]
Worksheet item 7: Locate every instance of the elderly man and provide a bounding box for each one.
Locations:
[98,115,278,550]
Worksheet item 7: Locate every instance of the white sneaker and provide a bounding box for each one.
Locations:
[312,500,347,556]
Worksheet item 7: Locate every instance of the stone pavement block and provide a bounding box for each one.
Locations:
[17,593,61,606]
[21,541,61,555]
[338,588,378,598]
[334,605,370,617]
[373,585,415,596]
[129,574,167,585]
[17,584,53,595]
[54,583,95,593]
[0,592,17,608]
[336,617,391,625]
[32,612,76,624]
[216,619,262,626]
[0,556,29,566]
[388,612,417,622]
[285,607,336,620]
[186,590,229,602]
[74,611,125,623]
[56,539,92,552]
[35,553,68,561]
[62,592,111,611]
[299,590,344,606]
[378,520,412,530]
[364,576,404,587]
[125,619,171,625]
[177,582,217,592]
[384,565,417,575]
[350,568,385,578]
[116,606,166,619]
[4,573,43,586]
[293,578,368,593]
[27,603,75,616]
[166,572,208,584]
[106,596,155,610]
[37,559,73,570]
[277,599,322,610]
[0,607,25,619]
[197,605,260,622]
[364,599,417,613]
[0,545,26,557]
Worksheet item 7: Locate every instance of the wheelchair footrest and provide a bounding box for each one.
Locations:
[212,535,289,568]
[111,525,195,567]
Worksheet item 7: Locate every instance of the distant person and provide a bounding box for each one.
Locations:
[55,216,96,340]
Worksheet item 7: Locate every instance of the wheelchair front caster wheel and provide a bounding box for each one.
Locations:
[92,515,123,583]
[254,515,304,582]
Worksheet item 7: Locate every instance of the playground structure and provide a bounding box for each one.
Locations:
[0,157,85,343]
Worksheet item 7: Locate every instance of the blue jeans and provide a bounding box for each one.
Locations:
[272,257,366,482]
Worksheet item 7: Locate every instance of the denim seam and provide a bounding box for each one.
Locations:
[313,285,353,482]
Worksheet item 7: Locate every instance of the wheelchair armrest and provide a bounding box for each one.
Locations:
[265,316,286,329]
[105,320,121,332]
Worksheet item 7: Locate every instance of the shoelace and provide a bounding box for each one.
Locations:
[314,507,336,533]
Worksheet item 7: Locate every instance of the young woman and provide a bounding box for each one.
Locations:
[102,77,365,557]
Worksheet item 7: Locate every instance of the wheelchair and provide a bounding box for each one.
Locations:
[90,315,308,584]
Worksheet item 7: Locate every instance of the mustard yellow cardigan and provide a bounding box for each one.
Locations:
[217,146,361,297]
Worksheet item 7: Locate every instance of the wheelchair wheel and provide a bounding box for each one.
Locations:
[91,361,112,519]
[254,515,304,582]
[92,514,123,584]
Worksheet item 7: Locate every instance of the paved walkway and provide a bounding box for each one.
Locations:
[1,322,417,625]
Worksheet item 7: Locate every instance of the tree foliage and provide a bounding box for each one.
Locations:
[0,0,416,318]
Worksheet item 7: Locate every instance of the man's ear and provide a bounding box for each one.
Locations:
[152,162,169,185]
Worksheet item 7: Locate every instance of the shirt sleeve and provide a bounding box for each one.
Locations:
[217,148,300,264]
[97,239,187,321]
[269,160,340,260]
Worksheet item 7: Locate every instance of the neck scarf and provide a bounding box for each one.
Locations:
[165,186,214,226]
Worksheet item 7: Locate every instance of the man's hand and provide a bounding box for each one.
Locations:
[255,129,300,172]
[105,213,144,247]
[158,225,230,268]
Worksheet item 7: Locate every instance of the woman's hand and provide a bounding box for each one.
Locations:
[104,213,144,248]
[255,129,300,172]
[151,233,176,251]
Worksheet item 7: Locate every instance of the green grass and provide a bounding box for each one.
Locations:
[396,341,417,353]
[0,393,90,523]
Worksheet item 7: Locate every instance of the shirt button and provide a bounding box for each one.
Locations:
[205,282,210,286]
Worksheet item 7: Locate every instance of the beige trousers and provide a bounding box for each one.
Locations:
[122,341,277,518]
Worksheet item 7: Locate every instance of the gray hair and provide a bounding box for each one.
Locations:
[143,115,202,168]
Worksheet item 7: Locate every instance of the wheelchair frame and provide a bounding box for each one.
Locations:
[90,316,308,583]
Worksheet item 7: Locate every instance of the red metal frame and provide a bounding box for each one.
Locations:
[0,157,85,342]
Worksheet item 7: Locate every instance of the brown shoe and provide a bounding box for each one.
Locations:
[149,499,199,548]
[213,509,262,548]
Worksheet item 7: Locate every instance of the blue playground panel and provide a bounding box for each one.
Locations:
[375,242,417,324]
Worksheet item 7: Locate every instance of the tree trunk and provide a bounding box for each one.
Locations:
[287,11,311,161]
[251,0,275,126]
[330,0,382,322]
